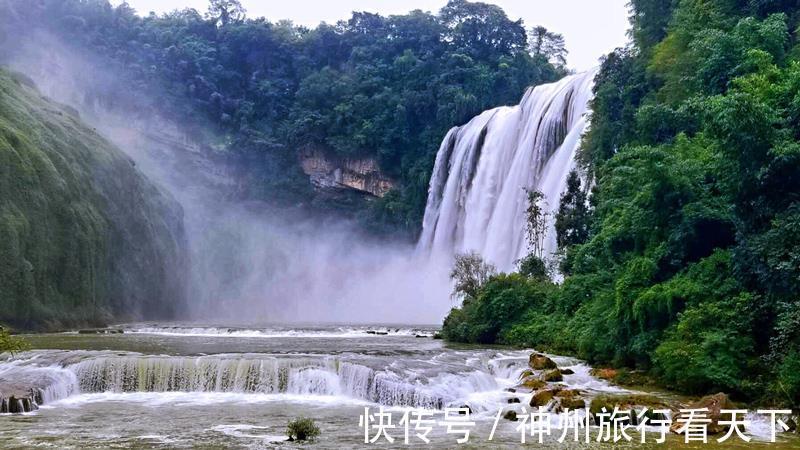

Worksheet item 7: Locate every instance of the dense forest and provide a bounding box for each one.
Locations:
[0,0,566,235]
[442,0,800,407]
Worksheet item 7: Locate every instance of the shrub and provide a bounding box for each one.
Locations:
[286,417,320,442]
[0,326,29,355]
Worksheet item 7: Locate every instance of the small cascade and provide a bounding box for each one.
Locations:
[71,356,338,395]
[417,70,597,271]
[64,354,495,410]
[0,361,78,412]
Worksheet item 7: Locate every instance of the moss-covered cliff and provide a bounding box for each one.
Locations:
[0,69,187,330]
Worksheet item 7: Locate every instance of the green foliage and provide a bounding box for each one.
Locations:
[445,1,800,407]
[528,26,568,67]
[442,273,554,344]
[524,189,548,259]
[450,251,496,301]
[554,170,591,250]
[1,0,563,233]
[517,254,549,280]
[286,417,320,441]
[0,69,186,330]
[0,327,29,354]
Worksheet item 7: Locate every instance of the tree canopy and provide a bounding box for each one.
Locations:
[0,0,566,235]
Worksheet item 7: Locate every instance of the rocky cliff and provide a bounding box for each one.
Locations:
[299,148,394,198]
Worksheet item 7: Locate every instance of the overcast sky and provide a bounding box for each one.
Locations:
[117,0,630,70]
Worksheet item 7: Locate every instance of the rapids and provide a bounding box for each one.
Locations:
[1,325,796,448]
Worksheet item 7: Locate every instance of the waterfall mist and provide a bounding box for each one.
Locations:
[3,32,451,325]
[3,27,596,325]
[417,70,597,272]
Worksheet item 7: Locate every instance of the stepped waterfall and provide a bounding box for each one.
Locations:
[417,70,597,271]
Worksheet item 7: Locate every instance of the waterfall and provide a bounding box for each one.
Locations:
[66,355,491,410]
[417,70,597,271]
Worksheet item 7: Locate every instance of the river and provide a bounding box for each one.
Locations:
[0,324,797,449]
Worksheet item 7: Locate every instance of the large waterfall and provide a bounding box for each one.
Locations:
[417,70,597,271]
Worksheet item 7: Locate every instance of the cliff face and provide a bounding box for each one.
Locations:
[299,148,395,198]
[0,70,187,330]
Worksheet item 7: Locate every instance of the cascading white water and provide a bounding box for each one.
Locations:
[417,70,597,271]
[60,354,497,410]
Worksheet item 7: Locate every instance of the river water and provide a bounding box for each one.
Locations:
[0,324,796,449]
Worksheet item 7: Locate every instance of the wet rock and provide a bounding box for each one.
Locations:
[671,393,736,435]
[786,416,797,433]
[541,369,563,382]
[590,367,618,381]
[589,394,669,424]
[504,388,517,393]
[519,377,546,390]
[555,389,585,409]
[507,397,521,404]
[560,368,575,375]
[530,388,561,407]
[529,353,557,370]
[375,331,389,336]
[414,335,426,338]
[0,389,41,414]
[432,333,443,340]
[503,410,518,421]
[458,405,472,415]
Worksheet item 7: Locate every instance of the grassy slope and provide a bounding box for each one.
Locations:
[0,69,187,330]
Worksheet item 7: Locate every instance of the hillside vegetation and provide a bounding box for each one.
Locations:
[442,0,800,407]
[0,0,566,234]
[0,69,187,330]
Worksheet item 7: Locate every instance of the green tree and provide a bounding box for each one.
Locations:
[450,251,496,301]
[206,0,246,26]
[0,327,29,355]
[554,170,591,249]
[528,26,567,67]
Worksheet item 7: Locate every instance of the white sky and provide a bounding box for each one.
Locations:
[118,0,630,70]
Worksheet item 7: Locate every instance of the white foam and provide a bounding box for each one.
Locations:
[125,326,434,339]
[210,424,288,441]
[46,391,371,408]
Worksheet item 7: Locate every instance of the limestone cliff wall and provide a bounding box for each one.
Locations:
[299,148,394,197]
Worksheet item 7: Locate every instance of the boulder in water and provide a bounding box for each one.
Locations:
[671,393,736,435]
[503,410,518,421]
[529,353,557,370]
[530,388,560,407]
[519,376,546,390]
[589,394,669,424]
[507,397,521,404]
[590,367,618,381]
[541,369,563,382]
[555,389,585,409]
[560,368,575,375]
